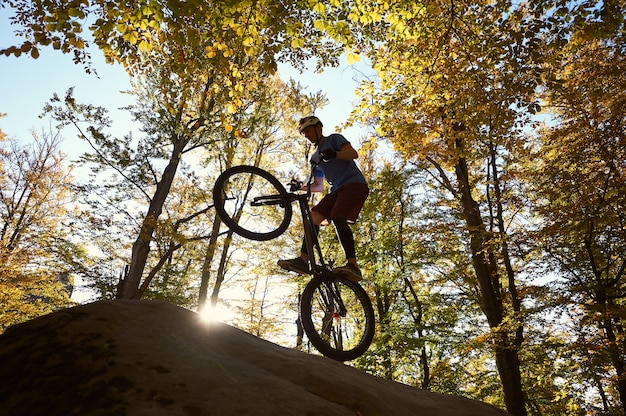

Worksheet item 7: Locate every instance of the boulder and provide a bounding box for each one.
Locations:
[0,300,509,416]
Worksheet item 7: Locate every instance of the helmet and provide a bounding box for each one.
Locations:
[298,116,323,133]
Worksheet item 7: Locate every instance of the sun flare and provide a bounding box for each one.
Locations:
[198,303,236,324]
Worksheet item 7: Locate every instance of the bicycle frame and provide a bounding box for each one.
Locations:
[250,161,352,327]
[251,160,332,277]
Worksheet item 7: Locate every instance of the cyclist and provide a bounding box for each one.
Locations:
[278,115,369,282]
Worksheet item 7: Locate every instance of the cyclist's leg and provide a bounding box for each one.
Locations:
[332,219,356,260]
[328,183,369,281]
[331,219,362,281]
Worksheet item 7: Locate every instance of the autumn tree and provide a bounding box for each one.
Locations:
[528,29,626,414]
[342,0,562,413]
[0,126,85,331]
[43,57,253,302]
[354,162,434,386]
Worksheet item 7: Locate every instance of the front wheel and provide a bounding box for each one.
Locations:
[212,165,293,241]
[300,277,375,361]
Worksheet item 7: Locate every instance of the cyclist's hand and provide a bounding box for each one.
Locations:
[320,148,337,160]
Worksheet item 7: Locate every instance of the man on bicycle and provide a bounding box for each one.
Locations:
[278,115,369,282]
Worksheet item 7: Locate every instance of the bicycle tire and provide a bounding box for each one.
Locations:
[213,165,293,241]
[300,276,375,361]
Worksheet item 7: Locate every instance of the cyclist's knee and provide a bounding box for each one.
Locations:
[311,211,326,225]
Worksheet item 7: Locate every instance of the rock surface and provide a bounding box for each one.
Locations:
[0,300,509,416]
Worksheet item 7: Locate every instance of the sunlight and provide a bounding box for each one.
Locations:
[198,302,236,324]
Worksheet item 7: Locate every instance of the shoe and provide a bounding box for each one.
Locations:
[333,263,362,282]
[277,257,310,275]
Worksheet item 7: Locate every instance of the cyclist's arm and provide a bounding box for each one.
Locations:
[303,171,324,192]
[335,143,359,160]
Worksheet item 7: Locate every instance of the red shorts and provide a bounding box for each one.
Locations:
[312,182,369,225]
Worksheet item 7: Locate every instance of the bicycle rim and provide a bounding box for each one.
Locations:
[300,277,375,361]
[212,165,292,241]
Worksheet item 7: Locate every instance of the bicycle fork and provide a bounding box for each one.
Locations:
[318,281,349,349]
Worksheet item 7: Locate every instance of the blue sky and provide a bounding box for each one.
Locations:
[0,8,369,161]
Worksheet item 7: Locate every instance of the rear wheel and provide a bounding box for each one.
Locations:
[212,165,292,241]
[300,276,375,361]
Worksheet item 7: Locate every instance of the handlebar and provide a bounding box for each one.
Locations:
[290,158,321,194]
[252,159,320,207]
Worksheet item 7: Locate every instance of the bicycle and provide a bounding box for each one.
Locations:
[212,161,375,361]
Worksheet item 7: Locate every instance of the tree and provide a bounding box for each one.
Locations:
[345,0,558,413]
[528,33,626,413]
[0,125,84,331]
[43,33,280,299]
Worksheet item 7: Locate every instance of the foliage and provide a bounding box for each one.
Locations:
[0,126,82,332]
[345,1,551,414]
[1,0,347,79]
[525,34,626,414]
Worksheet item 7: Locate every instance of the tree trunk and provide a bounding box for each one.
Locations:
[116,136,188,299]
[198,212,222,311]
[598,293,626,411]
[454,148,527,416]
[403,276,430,390]
[374,285,394,380]
[295,313,304,349]
[210,229,234,307]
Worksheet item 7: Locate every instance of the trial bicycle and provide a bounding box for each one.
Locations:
[212,161,375,361]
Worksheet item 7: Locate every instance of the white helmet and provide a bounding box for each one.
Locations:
[298,116,323,133]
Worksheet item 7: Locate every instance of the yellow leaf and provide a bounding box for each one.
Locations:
[314,19,325,31]
[138,40,150,52]
[347,50,360,64]
[313,2,325,13]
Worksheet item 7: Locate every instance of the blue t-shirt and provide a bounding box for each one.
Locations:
[311,133,367,193]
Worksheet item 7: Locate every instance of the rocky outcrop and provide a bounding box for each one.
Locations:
[0,300,509,416]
